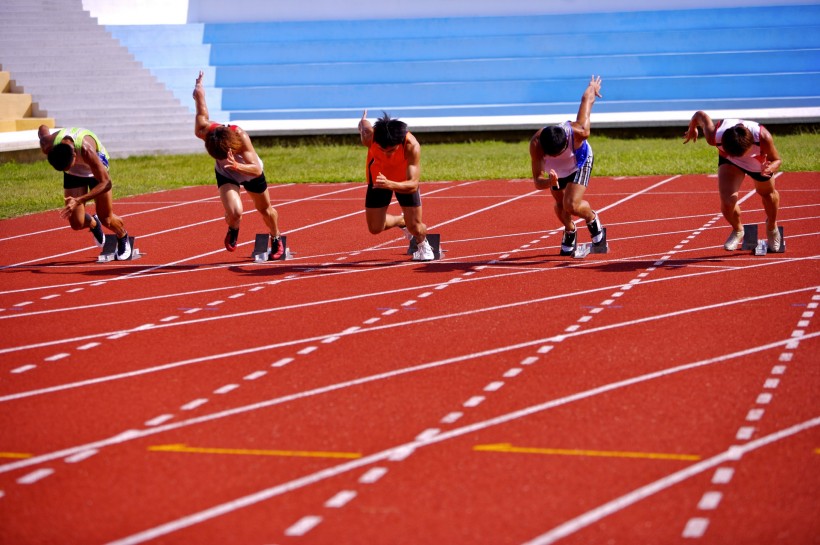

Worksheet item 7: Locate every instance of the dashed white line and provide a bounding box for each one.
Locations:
[298,346,317,355]
[44,353,69,362]
[756,393,773,404]
[771,365,786,375]
[697,491,723,510]
[145,414,174,427]
[440,412,463,424]
[359,467,388,484]
[77,342,101,351]
[244,371,266,381]
[711,467,734,484]
[272,358,294,367]
[484,381,504,392]
[181,399,208,411]
[11,364,36,374]
[503,368,523,378]
[736,427,755,440]
[214,384,239,394]
[763,378,780,389]
[285,515,322,536]
[746,409,765,421]
[682,517,710,538]
[325,490,357,508]
[17,468,54,485]
[464,396,485,408]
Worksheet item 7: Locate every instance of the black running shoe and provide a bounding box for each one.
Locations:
[587,214,604,244]
[115,232,132,260]
[270,236,284,260]
[224,227,239,252]
[90,214,104,248]
[560,229,577,256]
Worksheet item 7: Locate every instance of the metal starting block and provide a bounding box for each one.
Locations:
[572,228,609,259]
[252,234,291,262]
[742,225,785,255]
[98,235,141,262]
[407,233,443,260]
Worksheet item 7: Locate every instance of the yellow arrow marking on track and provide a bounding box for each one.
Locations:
[149,443,361,460]
[0,452,33,459]
[474,443,700,461]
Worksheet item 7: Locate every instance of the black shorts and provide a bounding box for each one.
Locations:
[718,156,772,182]
[216,169,268,193]
[63,173,101,190]
[365,184,422,208]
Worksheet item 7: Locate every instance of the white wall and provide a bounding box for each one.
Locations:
[84,0,815,24]
[82,0,190,24]
[187,0,817,23]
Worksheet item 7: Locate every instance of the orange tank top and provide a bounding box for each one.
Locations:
[366,133,410,185]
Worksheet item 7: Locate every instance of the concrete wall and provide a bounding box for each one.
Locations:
[84,0,816,24]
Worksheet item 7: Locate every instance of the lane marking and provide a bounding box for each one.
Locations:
[285,515,322,537]
[473,443,700,461]
[524,417,820,545]
[148,444,361,460]
[4,333,818,479]
[359,467,388,484]
[0,452,32,459]
[325,490,357,508]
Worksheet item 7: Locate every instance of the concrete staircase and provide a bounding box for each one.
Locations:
[0,0,200,158]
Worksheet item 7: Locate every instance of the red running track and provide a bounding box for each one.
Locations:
[0,173,818,544]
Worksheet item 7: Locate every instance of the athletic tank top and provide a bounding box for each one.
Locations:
[366,133,411,186]
[541,121,591,178]
[53,127,109,178]
[208,123,264,182]
[714,119,764,173]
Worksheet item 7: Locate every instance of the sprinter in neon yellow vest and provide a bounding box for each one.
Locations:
[37,125,131,260]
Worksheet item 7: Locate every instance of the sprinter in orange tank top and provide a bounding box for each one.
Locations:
[358,110,434,261]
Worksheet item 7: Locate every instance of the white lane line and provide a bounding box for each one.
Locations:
[524,417,819,545]
[243,371,266,381]
[77,342,101,351]
[440,412,463,424]
[484,381,504,392]
[464,396,485,408]
[100,379,820,545]
[297,346,317,355]
[5,290,818,405]
[44,353,69,362]
[145,415,174,427]
[3,333,816,483]
[64,449,98,464]
[272,358,294,368]
[11,364,36,374]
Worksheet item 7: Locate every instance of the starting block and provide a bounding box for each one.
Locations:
[252,234,291,262]
[98,235,141,262]
[742,225,785,255]
[572,228,609,259]
[407,233,443,260]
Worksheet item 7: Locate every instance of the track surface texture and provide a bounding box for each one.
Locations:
[0,173,818,544]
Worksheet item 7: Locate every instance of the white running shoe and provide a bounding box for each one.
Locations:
[116,234,132,260]
[412,238,435,261]
[767,227,782,252]
[723,229,745,251]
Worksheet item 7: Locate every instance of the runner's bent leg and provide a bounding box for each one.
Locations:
[401,204,427,243]
[248,190,280,237]
[717,163,745,231]
[219,184,243,230]
[755,178,780,232]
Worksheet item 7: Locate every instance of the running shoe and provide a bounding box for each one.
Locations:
[270,236,284,260]
[224,227,239,252]
[90,214,104,248]
[115,233,132,260]
[560,229,577,256]
[723,229,745,251]
[412,238,435,261]
[587,214,604,244]
[767,227,782,252]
